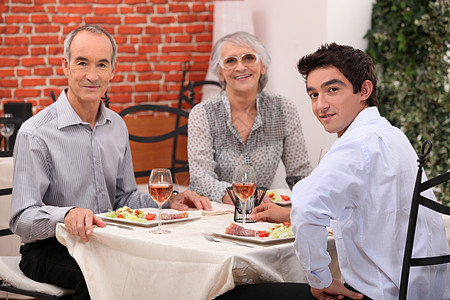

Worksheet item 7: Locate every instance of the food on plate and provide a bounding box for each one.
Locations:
[267,222,294,239]
[225,223,258,237]
[104,206,156,222]
[266,190,290,202]
[225,222,294,239]
[160,211,188,220]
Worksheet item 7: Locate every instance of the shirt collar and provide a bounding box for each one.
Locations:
[221,91,263,135]
[56,89,111,129]
[344,106,381,135]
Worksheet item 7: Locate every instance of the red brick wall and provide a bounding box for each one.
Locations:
[0,0,215,114]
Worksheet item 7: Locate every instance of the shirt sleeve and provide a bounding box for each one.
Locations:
[10,131,73,242]
[281,97,312,179]
[290,136,368,289]
[188,104,231,203]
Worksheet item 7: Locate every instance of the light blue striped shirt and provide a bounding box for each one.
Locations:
[10,90,158,243]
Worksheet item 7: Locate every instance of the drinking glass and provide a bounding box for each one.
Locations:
[0,114,15,152]
[148,168,173,234]
[232,165,256,225]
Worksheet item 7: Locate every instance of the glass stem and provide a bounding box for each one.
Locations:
[5,137,9,151]
[242,200,247,224]
[158,204,162,230]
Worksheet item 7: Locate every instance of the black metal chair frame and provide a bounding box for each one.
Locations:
[171,61,221,170]
[118,104,190,179]
[399,140,450,300]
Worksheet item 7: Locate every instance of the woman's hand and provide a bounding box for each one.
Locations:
[222,192,234,205]
[169,190,212,211]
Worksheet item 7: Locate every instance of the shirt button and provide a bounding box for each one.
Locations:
[98,188,103,193]
[95,160,100,165]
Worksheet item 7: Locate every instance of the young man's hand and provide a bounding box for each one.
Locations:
[311,279,364,300]
[250,202,291,223]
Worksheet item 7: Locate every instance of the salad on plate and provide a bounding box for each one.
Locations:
[266,189,291,205]
[104,206,156,222]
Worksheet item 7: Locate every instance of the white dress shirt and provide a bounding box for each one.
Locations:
[291,107,449,299]
[10,90,158,243]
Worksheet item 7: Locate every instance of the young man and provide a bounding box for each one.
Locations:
[10,25,211,299]
[289,43,449,299]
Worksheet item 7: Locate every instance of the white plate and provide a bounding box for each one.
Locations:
[98,208,202,227]
[266,188,292,206]
[211,222,295,244]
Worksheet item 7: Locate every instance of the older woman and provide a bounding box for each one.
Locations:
[188,31,312,204]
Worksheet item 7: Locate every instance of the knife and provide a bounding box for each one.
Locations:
[104,222,134,231]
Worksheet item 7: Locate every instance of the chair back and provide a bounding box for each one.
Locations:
[171,62,221,172]
[118,104,190,184]
[399,140,450,300]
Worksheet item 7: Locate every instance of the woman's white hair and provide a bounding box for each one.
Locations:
[210,31,271,92]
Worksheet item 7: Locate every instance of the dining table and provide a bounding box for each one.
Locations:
[56,201,341,300]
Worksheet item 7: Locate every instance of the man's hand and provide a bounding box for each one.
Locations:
[169,190,212,211]
[64,207,106,242]
[250,202,291,223]
[311,279,364,300]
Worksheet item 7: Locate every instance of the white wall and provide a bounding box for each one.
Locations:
[209,0,375,188]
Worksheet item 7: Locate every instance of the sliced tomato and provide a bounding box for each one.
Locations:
[134,209,141,216]
[281,195,290,201]
[283,222,291,227]
[258,230,269,237]
[117,214,123,218]
[145,213,156,220]
[268,193,274,199]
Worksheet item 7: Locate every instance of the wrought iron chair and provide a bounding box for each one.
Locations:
[399,140,450,300]
[0,187,74,300]
[118,104,190,179]
[171,62,221,171]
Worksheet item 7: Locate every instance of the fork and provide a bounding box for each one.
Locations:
[202,232,254,248]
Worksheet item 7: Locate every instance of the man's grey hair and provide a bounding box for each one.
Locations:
[64,24,117,67]
[210,31,271,92]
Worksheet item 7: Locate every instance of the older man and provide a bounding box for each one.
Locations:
[10,25,211,299]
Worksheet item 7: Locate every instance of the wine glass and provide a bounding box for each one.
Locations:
[148,168,173,234]
[232,165,256,224]
[0,116,15,152]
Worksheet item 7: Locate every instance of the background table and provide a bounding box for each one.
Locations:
[56,203,340,300]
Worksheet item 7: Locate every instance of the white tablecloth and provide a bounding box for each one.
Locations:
[56,203,340,300]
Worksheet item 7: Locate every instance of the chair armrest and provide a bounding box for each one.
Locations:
[0,228,13,237]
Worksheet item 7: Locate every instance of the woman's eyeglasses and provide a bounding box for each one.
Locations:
[219,53,261,70]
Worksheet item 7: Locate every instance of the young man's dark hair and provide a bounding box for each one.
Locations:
[297,43,378,107]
